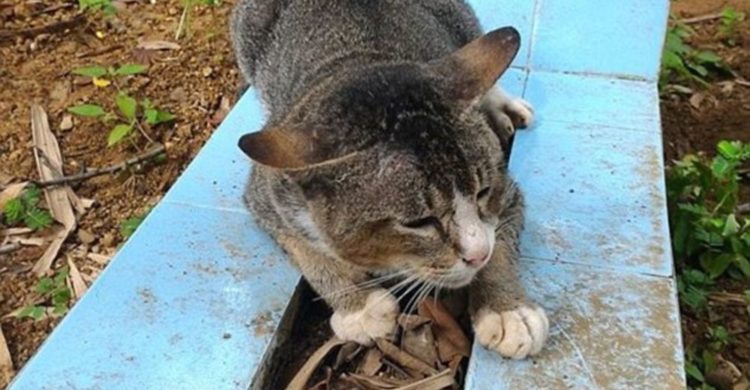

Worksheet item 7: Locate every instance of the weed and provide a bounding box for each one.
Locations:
[718,7,745,45]
[16,267,72,321]
[68,64,174,147]
[78,0,116,15]
[120,208,151,240]
[2,185,54,230]
[661,16,727,88]
[677,268,714,311]
[667,140,750,279]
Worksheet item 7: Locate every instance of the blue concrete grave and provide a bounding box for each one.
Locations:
[9,0,682,389]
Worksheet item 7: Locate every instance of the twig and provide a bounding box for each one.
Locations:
[175,0,191,40]
[0,14,85,41]
[735,79,750,88]
[680,12,723,24]
[134,120,157,145]
[0,243,21,255]
[76,44,124,59]
[35,145,166,188]
[32,3,74,16]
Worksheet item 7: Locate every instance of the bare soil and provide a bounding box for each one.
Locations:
[0,1,238,386]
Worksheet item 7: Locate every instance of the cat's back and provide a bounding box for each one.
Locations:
[250,0,463,113]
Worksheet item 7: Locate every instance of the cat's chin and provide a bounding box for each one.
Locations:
[437,270,478,289]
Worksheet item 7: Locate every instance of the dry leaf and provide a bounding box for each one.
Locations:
[1,228,33,236]
[136,40,181,51]
[0,182,28,210]
[347,373,401,389]
[398,314,431,331]
[30,105,77,275]
[689,92,705,109]
[286,337,346,390]
[210,95,232,126]
[9,236,45,246]
[393,369,454,390]
[334,342,362,369]
[359,348,383,376]
[375,339,438,377]
[0,326,13,385]
[417,300,470,364]
[401,323,438,370]
[86,253,111,265]
[67,256,88,299]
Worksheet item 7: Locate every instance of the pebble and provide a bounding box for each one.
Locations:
[59,114,73,131]
[77,229,96,245]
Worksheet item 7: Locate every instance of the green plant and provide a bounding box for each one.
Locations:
[685,346,719,390]
[68,64,174,147]
[677,268,714,311]
[718,7,746,45]
[667,140,750,279]
[120,209,150,240]
[661,17,727,87]
[16,267,72,320]
[2,185,54,230]
[78,0,116,15]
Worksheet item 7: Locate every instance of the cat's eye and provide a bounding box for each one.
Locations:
[401,216,440,230]
[477,186,491,199]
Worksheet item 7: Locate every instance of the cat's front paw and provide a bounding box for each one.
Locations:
[473,305,549,359]
[330,289,398,346]
[504,98,534,129]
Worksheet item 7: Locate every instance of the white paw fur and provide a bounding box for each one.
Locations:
[505,98,534,128]
[330,289,399,346]
[473,305,549,359]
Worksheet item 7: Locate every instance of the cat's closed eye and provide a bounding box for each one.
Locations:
[401,216,440,230]
[477,186,491,200]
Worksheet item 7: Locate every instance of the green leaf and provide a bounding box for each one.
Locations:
[36,277,56,294]
[68,104,106,117]
[21,186,42,206]
[72,66,108,78]
[52,288,72,306]
[722,214,740,236]
[17,306,45,321]
[108,124,133,146]
[24,207,53,230]
[736,254,750,276]
[695,51,722,65]
[120,211,149,239]
[145,108,175,125]
[116,93,137,120]
[3,198,25,224]
[703,253,733,278]
[717,140,741,159]
[113,64,147,76]
[685,361,705,382]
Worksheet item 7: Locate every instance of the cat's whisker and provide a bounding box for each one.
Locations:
[315,270,407,300]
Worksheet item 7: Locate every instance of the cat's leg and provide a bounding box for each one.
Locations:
[481,87,535,142]
[279,235,399,346]
[468,182,549,359]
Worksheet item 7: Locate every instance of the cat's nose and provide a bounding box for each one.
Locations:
[462,251,489,268]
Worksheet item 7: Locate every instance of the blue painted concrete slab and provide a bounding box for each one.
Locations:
[9,202,299,390]
[510,120,672,276]
[524,71,661,131]
[529,0,670,80]
[466,258,685,389]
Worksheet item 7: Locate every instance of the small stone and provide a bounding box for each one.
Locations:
[101,233,115,248]
[60,114,73,131]
[169,87,187,102]
[222,333,232,340]
[77,229,96,245]
[202,67,213,78]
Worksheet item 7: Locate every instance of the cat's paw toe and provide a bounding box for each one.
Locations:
[330,289,398,346]
[505,98,534,129]
[473,305,549,359]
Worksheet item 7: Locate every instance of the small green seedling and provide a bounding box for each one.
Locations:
[68,64,174,146]
[661,16,728,88]
[667,140,750,280]
[718,7,745,45]
[2,185,54,230]
[677,268,714,311]
[78,0,116,15]
[16,267,72,321]
[120,208,151,240]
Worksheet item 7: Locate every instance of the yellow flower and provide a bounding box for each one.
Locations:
[92,77,111,88]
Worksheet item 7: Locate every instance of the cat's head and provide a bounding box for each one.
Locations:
[240,27,522,289]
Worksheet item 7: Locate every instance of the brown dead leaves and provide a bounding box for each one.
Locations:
[286,299,472,390]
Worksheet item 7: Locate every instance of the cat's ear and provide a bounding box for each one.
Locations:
[238,126,312,169]
[429,26,520,102]
[239,125,357,170]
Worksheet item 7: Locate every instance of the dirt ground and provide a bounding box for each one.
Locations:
[0,1,238,386]
[1,0,749,388]
[665,0,750,384]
